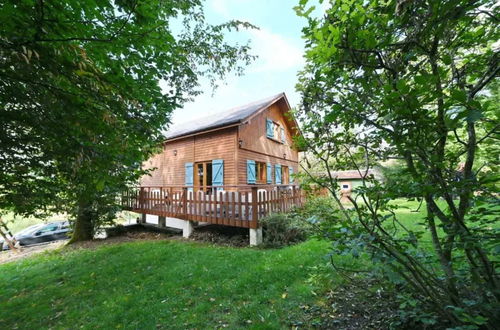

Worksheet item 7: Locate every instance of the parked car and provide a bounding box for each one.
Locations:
[1,221,71,250]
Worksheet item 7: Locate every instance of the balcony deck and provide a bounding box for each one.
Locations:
[121,185,304,229]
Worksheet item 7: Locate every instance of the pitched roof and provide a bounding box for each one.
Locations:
[311,169,381,180]
[331,169,381,180]
[165,93,286,140]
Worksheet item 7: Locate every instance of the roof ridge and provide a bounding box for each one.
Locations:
[210,92,283,119]
[165,92,285,140]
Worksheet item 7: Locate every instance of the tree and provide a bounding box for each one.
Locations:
[0,0,254,241]
[295,0,498,327]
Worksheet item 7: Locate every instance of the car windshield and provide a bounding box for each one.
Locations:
[15,224,45,236]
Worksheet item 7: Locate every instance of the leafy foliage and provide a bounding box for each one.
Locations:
[0,0,254,240]
[261,212,313,248]
[379,161,418,198]
[295,0,499,327]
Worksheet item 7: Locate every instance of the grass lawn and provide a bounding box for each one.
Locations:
[0,239,332,329]
[2,198,489,329]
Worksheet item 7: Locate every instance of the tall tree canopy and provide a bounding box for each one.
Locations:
[0,0,254,240]
[296,0,498,327]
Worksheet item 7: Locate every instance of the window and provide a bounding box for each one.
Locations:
[195,161,213,193]
[248,160,271,184]
[38,224,59,234]
[255,162,267,184]
[342,184,349,189]
[274,123,281,139]
[282,166,289,184]
[266,118,285,143]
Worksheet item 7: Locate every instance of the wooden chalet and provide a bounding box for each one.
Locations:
[122,93,305,245]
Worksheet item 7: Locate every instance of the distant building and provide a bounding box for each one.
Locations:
[332,169,382,203]
[308,169,383,203]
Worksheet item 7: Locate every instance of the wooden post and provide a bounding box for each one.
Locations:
[159,187,163,214]
[182,187,188,219]
[134,188,139,209]
[139,187,145,211]
[251,186,258,229]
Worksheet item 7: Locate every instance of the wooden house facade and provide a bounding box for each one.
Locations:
[122,93,305,245]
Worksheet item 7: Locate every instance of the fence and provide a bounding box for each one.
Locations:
[121,185,304,229]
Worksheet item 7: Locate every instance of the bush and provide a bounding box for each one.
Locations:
[297,196,339,222]
[260,212,312,248]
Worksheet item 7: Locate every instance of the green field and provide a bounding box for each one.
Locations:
[0,239,333,329]
[1,199,477,329]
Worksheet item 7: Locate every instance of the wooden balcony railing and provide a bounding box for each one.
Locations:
[121,185,304,229]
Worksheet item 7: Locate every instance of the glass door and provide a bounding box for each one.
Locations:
[195,161,213,193]
[282,166,289,184]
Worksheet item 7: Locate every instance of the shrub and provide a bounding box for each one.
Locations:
[297,196,339,223]
[260,212,312,248]
[296,0,499,326]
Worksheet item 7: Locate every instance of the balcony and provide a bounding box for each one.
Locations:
[121,185,304,229]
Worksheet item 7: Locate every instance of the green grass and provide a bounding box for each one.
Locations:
[2,198,487,329]
[384,199,449,249]
[388,199,431,231]
[0,239,332,329]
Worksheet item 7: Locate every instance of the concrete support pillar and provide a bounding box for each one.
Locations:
[183,220,194,238]
[249,227,263,246]
[158,216,166,228]
[141,213,147,224]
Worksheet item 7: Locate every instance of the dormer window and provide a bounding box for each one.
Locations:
[266,118,285,143]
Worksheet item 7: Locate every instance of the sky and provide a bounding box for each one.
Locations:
[167,0,314,126]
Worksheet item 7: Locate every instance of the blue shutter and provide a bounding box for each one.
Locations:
[266,119,274,138]
[185,163,193,190]
[289,166,294,183]
[266,163,272,184]
[247,160,256,184]
[212,159,224,189]
[280,127,285,143]
[275,164,282,184]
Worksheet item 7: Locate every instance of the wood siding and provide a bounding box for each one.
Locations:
[237,99,299,162]
[140,97,301,188]
[236,98,299,185]
[140,127,237,186]
[236,149,298,185]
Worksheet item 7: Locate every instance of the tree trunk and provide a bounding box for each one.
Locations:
[69,199,94,243]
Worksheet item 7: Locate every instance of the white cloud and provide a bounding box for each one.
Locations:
[210,0,230,17]
[321,0,331,12]
[165,1,305,127]
[210,0,251,18]
[167,28,305,126]
[171,77,253,125]
[247,28,304,73]
[209,0,304,73]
